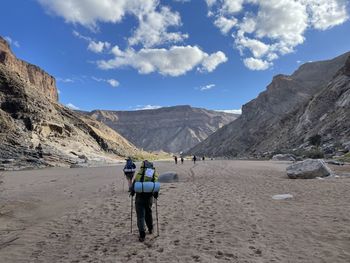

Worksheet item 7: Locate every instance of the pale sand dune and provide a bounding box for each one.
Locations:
[0,160,350,262]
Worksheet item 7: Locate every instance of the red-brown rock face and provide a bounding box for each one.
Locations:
[0,36,58,101]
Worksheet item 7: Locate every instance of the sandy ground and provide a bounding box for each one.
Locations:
[0,160,350,263]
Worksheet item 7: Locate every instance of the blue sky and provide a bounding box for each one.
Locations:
[1,0,349,113]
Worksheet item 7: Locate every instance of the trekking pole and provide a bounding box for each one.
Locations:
[155,198,159,237]
[130,196,133,233]
[122,174,125,192]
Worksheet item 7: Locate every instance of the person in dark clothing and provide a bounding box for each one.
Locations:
[193,155,197,164]
[180,157,184,164]
[123,157,136,189]
[130,160,159,242]
[174,155,178,164]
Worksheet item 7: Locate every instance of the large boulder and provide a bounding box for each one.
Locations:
[272,154,296,161]
[286,159,332,179]
[159,172,179,183]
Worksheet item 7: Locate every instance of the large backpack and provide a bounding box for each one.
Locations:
[124,159,136,173]
[134,161,160,193]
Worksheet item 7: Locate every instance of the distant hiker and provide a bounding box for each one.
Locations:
[202,156,205,161]
[123,157,136,189]
[36,143,43,158]
[181,157,184,164]
[130,160,159,242]
[174,156,178,164]
[193,155,197,164]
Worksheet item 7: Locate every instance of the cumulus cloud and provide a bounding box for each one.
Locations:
[207,0,349,70]
[214,16,237,34]
[39,0,187,48]
[92,77,119,87]
[128,6,188,48]
[243,57,272,71]
[4,36,20,47]
[97,45,227,76]
[306,0,349,30]
[88,41,111,53]
[66,103,80,110]
[73,31,111,53]
[200,51,228,72]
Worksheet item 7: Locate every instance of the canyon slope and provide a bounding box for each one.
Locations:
[85,106,238,153]
[189,52,350,158]
[0,36,148,170]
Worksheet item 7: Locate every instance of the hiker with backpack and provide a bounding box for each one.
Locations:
[130,160,159,242]
[123,157,136,190]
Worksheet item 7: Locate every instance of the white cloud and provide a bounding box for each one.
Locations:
[207,0,349,70]
[173,0,191,3]
[221,0,245,14]
[107,79,119,87]
[199,84,216,91]
[73,31,111,53]
[235,35,270,58]
[87,41,111,53]
[201,51,228,72]
[57,78,74,83]
[4,36,20,48]
[243,57,272,71]
[205,0,217,7]
[128,6,188,48]
[216,109,242,114]
[306,0,349,30]
[133,105,162,110]
[97,45,227,76]
[39,0,187,48]
[214,16,237,34]
[92,77,119,87]
[66,103,80,110]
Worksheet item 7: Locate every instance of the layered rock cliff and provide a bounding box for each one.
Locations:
[85,106,238,153]
[0,36,149,169]
[0,37,58,101]
[188,52,350,158]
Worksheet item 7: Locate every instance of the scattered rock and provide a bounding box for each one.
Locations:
[272,154,296,161]
[326,160,344,166]
[286,159,332,179]
[272,194,293,200]
[158,172,179,183]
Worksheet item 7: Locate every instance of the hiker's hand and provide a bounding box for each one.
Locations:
[153,192,158,199]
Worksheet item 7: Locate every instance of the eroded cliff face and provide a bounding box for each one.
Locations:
[0,37,58,101]
[189,52,350,158]
[0,37,152,170]
[86,106,238,153]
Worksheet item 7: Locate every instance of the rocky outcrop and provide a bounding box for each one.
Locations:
[0,44,150,170]
[0,36,58,101]
[188,51,350,158]
[85,106,238,153]
[286,159,332,179]
[272,154,296,161]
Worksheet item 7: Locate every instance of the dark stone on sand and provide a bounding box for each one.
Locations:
[159,172,179,183]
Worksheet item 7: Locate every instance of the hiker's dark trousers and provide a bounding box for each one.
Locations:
[135,194,153,236]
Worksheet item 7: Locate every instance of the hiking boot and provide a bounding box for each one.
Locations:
[148,228,153,235]
[139,230,146,242]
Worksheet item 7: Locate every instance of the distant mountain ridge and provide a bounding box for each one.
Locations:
[188,51,350,158]
[85,105,238,153]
